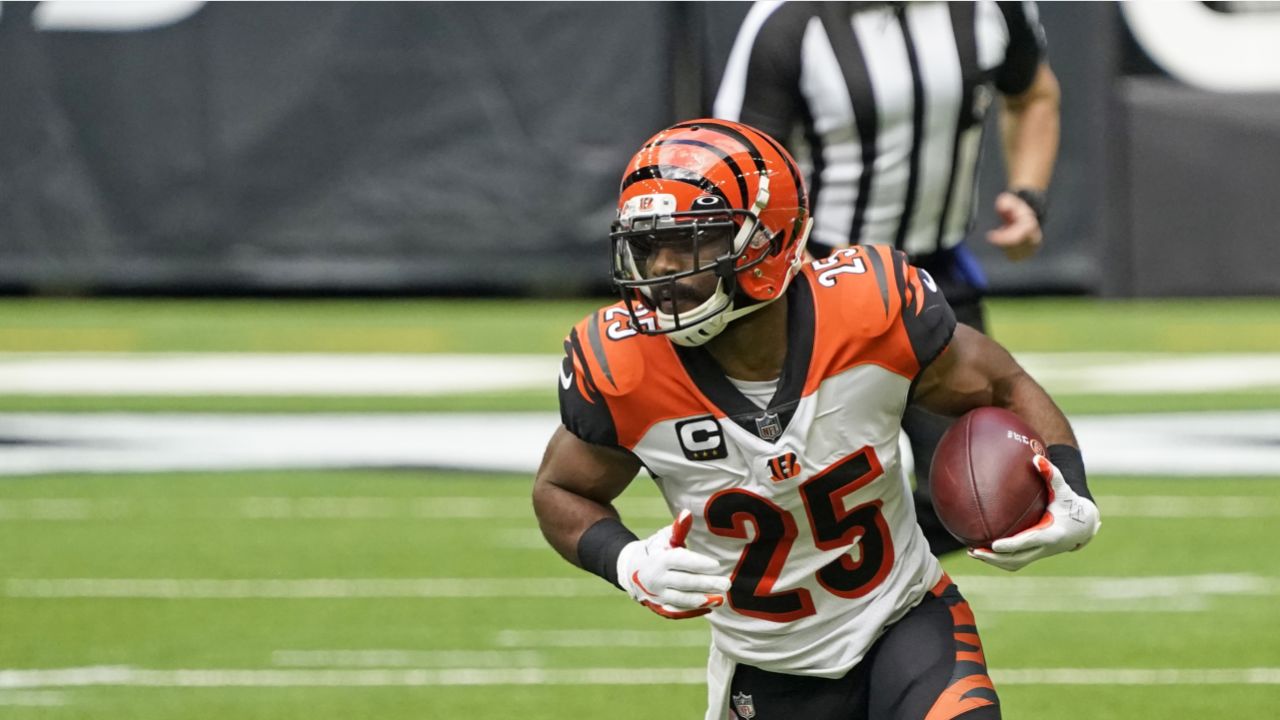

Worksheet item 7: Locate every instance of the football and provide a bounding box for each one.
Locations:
[928,407,1049,549]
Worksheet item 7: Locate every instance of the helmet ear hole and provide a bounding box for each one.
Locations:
[767,227,784,256]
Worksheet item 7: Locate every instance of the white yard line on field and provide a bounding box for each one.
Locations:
[0,413,562,476]
[0,498,120,520]
[240,497,556,520]
[0,354,561,396]
[493,629,710,648]
[1,666,1278,689]
[0,496,670,522]
[2,495,1277,523]
[996,668,1280,685]
[492,529,557,549]
[2,352,1279,396]
[0,666,705,689]
[271,650,545,669]
[1015,353,1280,394]
[0,496,669,522]
[0,690,67,706]
[1,577,616,599]
[3,411,1279,477]
[5,574,1277,613]
[1094,495,1280,518]
[240,496,673,521]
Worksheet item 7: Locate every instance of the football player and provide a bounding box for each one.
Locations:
[532,119,1099,720]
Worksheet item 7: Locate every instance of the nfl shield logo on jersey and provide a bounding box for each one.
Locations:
[732,691,756,719]
[755,411,783,441]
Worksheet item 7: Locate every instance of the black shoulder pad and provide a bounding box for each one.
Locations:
[558,327,620,449]
[891,250,957,375]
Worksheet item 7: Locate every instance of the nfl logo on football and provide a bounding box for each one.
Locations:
[755,412,782,441]
[732,691,756,719]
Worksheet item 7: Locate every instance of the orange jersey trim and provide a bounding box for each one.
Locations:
[569,305,725,450]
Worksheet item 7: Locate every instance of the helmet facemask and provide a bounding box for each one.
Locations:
[611,197,778,347]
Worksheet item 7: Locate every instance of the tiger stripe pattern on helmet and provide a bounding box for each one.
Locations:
[669,118,809,211]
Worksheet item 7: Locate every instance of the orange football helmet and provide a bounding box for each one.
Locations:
[610,119,811,346]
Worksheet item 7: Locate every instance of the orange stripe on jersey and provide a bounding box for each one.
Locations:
[573,370,594,405]
[802,245,925,393]
[572,303,724,450]
[906,261,926,317]
[924,574,999,720]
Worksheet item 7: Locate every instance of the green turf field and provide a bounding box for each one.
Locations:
[2,296,1279,354]
[1,297,1278,718]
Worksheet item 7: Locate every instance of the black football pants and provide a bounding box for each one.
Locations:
[727,576,1000,720]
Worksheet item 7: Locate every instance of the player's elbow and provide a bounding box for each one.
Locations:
[991,367,1042,409]
[1006,63,1060,113]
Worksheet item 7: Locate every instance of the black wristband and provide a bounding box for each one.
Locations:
[576,517,638,590]
[1047,444,1092,503]
[1012,187,1048,225]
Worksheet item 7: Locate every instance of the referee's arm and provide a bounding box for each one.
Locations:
[1002,63,1060,199]
[989,62,1060,261]
[988,0,1060,260]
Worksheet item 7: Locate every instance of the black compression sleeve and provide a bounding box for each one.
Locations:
[576,517,639,590]
[1047,444,1093,503]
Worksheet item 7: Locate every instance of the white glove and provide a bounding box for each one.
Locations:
[617,509,730,619]
[969,454,1101,572]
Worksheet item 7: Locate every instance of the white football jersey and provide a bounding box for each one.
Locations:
[559,244,955,677]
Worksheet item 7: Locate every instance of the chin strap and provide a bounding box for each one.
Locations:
[667,298,768,347]
[666,217,813,348]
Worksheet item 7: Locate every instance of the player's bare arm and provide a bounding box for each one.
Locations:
[532,426,639,566]
[1002,63,1061,195]
[910,324,1075,448]
[990,62,1061,260]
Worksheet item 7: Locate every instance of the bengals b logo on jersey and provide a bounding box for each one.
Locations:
[767,452,801,482]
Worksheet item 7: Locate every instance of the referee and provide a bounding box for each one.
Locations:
[714,1,1061,556]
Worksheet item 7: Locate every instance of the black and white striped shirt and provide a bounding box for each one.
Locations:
[714,1,1046,258]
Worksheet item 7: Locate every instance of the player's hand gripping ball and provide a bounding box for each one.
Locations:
[930,407,1100,571]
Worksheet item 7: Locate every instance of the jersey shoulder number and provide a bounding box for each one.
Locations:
[805,245,956,379]
[556,303,663,449]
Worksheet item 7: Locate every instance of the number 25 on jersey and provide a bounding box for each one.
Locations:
[704,446,894,622]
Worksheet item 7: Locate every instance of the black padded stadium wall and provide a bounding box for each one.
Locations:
[2,2,1278,297]
[0,1,671,295]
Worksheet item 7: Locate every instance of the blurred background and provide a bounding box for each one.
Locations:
[3,1,1278,298]
[0,2,1278,719]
